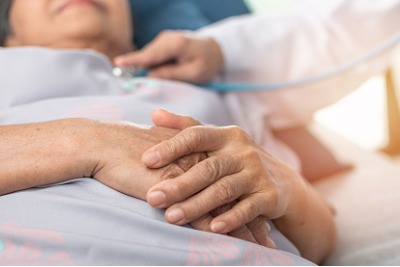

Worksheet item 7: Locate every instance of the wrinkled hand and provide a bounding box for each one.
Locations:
[143,110,279,248]
[114,31,224,83]
[86,120,205,200]
[86,117,270,246]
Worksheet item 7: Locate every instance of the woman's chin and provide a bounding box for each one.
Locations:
[60,18,108,41]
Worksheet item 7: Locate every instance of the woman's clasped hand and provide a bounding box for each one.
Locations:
[141,109,314,249]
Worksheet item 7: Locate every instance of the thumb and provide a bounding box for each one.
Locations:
[151,109,201,129]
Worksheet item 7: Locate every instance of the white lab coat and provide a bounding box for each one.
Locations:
[195,0,400,169]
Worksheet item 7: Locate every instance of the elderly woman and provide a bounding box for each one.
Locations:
[0,0,334,264]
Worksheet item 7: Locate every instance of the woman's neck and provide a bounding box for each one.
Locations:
[6,36,134,61]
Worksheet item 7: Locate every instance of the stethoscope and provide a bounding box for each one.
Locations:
[113,31,400,92]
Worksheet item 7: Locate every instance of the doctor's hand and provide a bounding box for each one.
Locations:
[114,31,224,83]
[143,110,284,249]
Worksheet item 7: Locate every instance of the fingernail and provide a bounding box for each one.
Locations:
[266,237,277,249]
[142,150,160,166]
[114,57,124,65]
[148,191,166,207]
[166,208,184,223]
[266,222,271,232]
[211,221,227,233]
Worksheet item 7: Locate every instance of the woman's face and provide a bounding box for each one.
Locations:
[6,0,133,57]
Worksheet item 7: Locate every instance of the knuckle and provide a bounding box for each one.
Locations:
[250,216,266,232]
[229,126,251,142]
[197,157,219,182]
[179,127,203,152]
[186,127,204,143]
[160,31,187,48]
[164,138,183,156]
[244,149,262,165]
[247,201,261,218]
[214,181,237,203]
[234,202,259,223]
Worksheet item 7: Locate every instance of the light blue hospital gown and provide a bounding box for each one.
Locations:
[0,47,313,265]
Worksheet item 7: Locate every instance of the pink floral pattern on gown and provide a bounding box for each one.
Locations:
[0,222,73,265]
[187,234,295,265]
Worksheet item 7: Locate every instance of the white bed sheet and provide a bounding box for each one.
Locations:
[312,124,400,265]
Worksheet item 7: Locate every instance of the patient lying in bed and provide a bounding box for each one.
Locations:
[0,45,311,266]
[0,0,336,264]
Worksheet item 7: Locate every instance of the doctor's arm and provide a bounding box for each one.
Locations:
[115,0,400,127]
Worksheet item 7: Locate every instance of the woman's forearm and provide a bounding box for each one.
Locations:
[0,119,94,195]
[0,118,205,200]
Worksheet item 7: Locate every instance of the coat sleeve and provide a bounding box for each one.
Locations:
[196,0,400,129]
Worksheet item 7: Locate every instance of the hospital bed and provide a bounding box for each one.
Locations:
[312,115,400,265]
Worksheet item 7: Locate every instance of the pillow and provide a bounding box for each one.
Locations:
[129,0,250,48]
